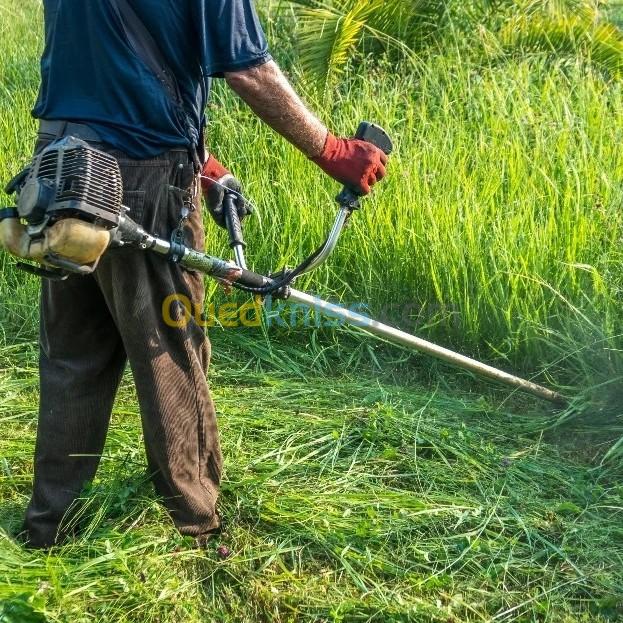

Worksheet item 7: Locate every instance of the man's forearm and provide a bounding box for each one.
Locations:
[224,61,328,158]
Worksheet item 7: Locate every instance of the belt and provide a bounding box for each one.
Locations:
[38,120,103,143]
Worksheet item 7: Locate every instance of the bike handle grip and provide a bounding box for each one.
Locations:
[337,121,393,208]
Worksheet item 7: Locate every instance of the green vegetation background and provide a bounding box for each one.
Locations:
[0,1,622,621]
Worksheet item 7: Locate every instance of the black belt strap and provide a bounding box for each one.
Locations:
[0,207,19,221]
[38,120,102,143]
[107,0,203,168]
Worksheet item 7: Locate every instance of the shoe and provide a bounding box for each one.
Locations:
[14,529,55,550]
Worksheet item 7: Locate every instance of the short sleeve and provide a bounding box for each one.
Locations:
[195,0,272,77]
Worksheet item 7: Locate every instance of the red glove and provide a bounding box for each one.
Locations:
[200,154,230,195]
[201,155,252,229]
[311,133,388,195]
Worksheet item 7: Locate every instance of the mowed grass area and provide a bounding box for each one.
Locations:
[1,344,622,622]
[1,0,623,621]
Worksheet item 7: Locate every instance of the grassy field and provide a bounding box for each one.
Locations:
[1,0,623,621]
[1,343,622,622]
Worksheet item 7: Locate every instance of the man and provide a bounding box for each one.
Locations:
[1,0,388,548]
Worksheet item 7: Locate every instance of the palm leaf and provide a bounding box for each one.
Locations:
[362,0,446,48]
[295,1,376,84]
[283,0,623,86]
[498,10,623,77]
[287,0,445,85]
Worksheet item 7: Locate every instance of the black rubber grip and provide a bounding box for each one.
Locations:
[354,121,393,155]
[224,193,246,249]
[239,268,268,289]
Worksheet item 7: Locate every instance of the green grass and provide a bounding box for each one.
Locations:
[2,1,623,387]
[1,0,623,620]
[1,344,622,622]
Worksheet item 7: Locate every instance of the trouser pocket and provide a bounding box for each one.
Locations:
[115,152,199,246]
[116,158,171,238]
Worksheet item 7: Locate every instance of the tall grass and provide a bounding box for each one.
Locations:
[2,0,622,379]
[1,0,623,459]
[211,55,623,395]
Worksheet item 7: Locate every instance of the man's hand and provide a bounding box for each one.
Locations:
[201,155,252,229]
[311,133,388,195]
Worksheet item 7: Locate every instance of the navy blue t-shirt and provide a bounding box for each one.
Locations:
[33,1,272,158]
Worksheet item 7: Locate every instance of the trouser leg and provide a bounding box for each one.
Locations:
[24,275,126,548]
[95,150,222,535]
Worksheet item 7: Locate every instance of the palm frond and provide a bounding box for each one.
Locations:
[498,10,623,77]
[295,1,374,85]
[287,0,446,85]
[362,0,447,48]
[283,0,623,86]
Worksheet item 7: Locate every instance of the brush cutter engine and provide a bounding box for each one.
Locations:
[18,136,123,233]
[8,137,123,278]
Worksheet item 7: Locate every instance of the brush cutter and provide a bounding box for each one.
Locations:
[2,125,566,405]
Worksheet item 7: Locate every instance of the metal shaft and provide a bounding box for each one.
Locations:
[233,246,248,270]
[287,289,567,405]
[121,209,566,406]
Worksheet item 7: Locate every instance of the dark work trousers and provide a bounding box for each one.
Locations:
[23,138,222,547]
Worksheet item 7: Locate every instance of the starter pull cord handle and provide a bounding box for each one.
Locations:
[336,121,394,209]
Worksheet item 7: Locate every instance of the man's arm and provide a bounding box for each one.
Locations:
[223,60,387,195]
[202,59,387,229]
[224,60,328,158]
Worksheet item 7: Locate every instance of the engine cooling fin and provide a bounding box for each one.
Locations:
[17,136,124,233]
